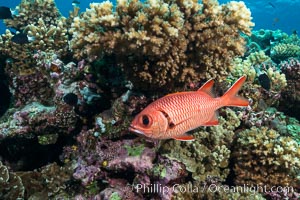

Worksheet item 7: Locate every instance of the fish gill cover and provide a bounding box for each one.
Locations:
[0,0,299,199]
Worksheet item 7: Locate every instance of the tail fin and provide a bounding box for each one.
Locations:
[221,76,249,107]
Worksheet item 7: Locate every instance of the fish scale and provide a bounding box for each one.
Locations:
[152,93,219,125]
[129,76,249,141]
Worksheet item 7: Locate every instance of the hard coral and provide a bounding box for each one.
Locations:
[70,0,254,92]
[68,129,156,186]
[4,0,61,30]
[271,43,300,62]
[160,108,241,181]
[278,58,300,119]
[24,17,69,56]
[0,102,77,140]
[232,127,300,190]
[229,51,287,93]
[0,161,25,199]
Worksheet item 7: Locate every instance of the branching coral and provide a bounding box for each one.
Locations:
[24,17,69,56]
[0,0,69,98]
[271,43,300,62]
[0,16,69,71]
[232,127,300,189]
[69,1,119,61]
[70,0,254,91]
[230,50,287,90]
[4,0,61,30]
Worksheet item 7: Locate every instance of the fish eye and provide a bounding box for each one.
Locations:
[142,115,150,126]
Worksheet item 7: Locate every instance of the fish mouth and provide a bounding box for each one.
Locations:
[129,125,145,135]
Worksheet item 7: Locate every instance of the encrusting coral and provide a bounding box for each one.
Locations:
[70,0,254,91]
[160,108,241,181]
[0,161,25,199]
[278,58,300,119]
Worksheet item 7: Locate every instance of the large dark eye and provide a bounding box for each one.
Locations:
[142,115,150,126]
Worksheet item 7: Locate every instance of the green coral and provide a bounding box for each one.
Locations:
[125,144,145,157]
[152,164,167,178]
[229,50,287,92]
[244,29,288,53]
[109,192,122,200]
[271,43,300,62]
[37,134,59,145]
[286,117,300,144]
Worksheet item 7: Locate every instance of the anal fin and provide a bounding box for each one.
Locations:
[173,134,195,141]
[203,112,219,126]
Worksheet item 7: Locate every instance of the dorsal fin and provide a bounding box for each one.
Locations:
[197,79,215,97]
[221,76,249,107]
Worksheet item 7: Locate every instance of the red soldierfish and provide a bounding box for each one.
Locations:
[129,76,249,141]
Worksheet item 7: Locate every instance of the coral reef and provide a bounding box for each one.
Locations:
[244,29,288,54]
[278,58,300,119]
[229,51,287,93]
[0,0,299,199]
[4,0,61,30]
[67,129,157,186]
[160,108,241,182]
[70,0,254,91]
[232,126,300,189]
[0,17,69,74]
[0,161,24,199]
[271,43,300,62]
[229,50,270,82]
[17,162,74,199]
[0,102,77,141]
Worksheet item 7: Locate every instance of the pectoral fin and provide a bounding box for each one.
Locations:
[172,134,195,141]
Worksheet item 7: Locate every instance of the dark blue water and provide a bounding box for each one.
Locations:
[0,0,299,34]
